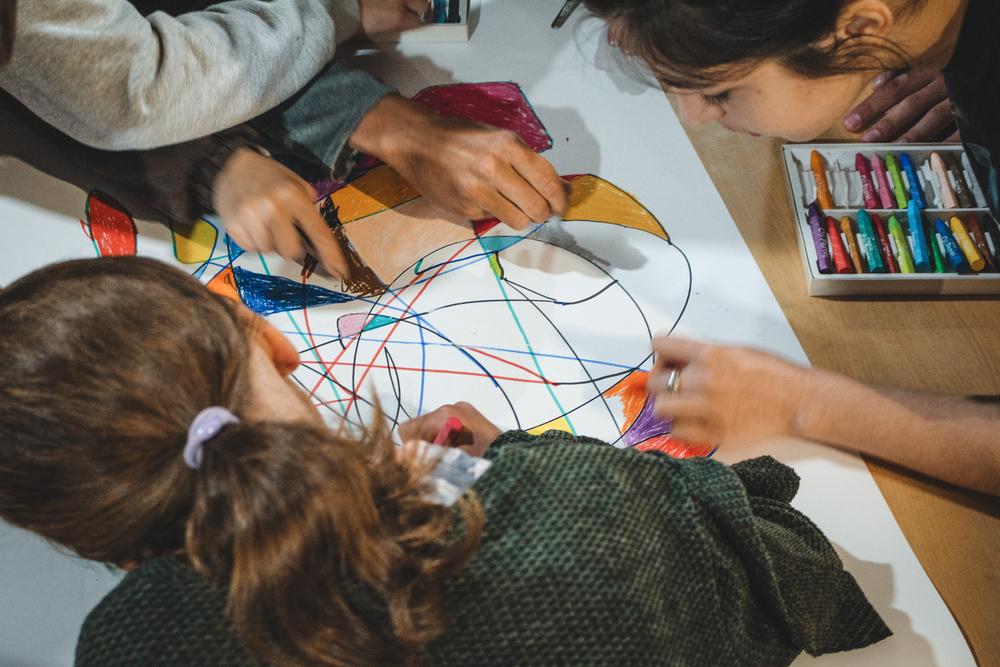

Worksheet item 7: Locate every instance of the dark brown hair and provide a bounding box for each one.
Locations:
[0,257,482,666]
[585,0,925,89]
[0,0,15,66]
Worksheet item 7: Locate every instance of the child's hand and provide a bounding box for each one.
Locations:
[358,0,427,36]
[399,402,502,457]
[647,337,812,447]
[213,148,349,280]
[349,96,571,230]
[843,70,959,143]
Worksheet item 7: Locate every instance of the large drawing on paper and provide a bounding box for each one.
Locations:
[79,82,707,458]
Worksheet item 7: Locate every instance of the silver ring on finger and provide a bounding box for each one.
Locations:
[664,368,681,394]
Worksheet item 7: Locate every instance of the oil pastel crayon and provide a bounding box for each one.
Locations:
[810,151,835,209]
[885,154,909,209]
[872,214,899,273]
[855,210,886,273]
[925,220,946,273]
[826,216,854,274]
[947,154,976,208]
[935,218,971,273]
[807,202,833,274]
[965,214,998,272]
[899,153,926,209]
[871,154,896,209]
[906,200,931,271]
[929,152,959,208]
[840,216,866,273]
[888,215,915,273]
[855,154,880,209]
[949,216,986,271]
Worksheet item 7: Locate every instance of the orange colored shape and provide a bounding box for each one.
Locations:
[636,437,715,459]
[86,191,137,257]
[603,370,648,434]
[563,174,669,241]
[206,266,241,303]
[332,166,420,223]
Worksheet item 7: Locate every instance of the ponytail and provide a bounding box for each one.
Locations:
[186,417,483,666]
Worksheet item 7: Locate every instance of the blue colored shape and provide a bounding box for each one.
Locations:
[233,267,354,316]
[225,233,245,262]
[477,235,525,254]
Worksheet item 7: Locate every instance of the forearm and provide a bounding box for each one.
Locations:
[793,370,1000,495]
[252,62,395,176]
[0,0,358,150]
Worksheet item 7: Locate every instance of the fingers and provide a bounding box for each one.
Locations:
[844,70,936,133]
[650,336,709,370]
[895,99,958,144]
[854,71,951,143]
[510,149,571,219]
[292,199,350,280]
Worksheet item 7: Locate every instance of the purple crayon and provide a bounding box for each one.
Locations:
[807,202,833,274]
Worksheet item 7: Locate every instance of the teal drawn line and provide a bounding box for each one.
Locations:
[481,243,576,435]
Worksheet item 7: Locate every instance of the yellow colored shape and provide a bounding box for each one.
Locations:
[527,416,574,436]
[564,175,669,241]
[172,218,219,264]
[333,166,421,223]
[206,266,241,303]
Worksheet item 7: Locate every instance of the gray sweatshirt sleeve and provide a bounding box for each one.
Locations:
[0,0,361,151]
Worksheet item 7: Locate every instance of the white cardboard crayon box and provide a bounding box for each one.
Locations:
[372,0,471,43]
[782,142,1000,296]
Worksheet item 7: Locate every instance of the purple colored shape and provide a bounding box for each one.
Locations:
[622,396,672,447]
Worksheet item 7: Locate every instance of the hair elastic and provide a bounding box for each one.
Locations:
[183,407,240,469]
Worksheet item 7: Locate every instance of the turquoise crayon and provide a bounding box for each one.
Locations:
[900,153,926,209]
[906,201,931,271]
[856,211,886,273]
[885,154,909,209]
[935,218,971,273]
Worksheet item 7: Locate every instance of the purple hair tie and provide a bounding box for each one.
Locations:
[183,407,240,469]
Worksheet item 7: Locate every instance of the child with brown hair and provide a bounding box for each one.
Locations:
[0,257,890,666]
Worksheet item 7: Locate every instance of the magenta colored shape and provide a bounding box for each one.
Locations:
[623,396,672,447]
[412,82,553,153]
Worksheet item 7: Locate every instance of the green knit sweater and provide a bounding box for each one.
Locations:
[75,432,890,666]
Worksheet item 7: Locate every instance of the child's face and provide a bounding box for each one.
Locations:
[669,60,872,142]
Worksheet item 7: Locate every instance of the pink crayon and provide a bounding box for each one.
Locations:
[871,154,896,209]
[855,154,880,209]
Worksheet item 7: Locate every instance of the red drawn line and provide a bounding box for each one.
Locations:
[341,239,481,415]
[299,360,552,385]
[461,345,551,382]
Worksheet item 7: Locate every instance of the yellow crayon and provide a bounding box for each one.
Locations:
[840,216,865,273]
[949,216,986,272]
[887,215,915,273]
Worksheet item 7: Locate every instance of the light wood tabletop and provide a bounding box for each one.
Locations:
[680,115,1000,665]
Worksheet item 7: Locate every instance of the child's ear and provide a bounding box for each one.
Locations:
[824,0,895,47]
[236,305,300,376]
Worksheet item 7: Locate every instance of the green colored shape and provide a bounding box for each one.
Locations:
[488,253,504,278]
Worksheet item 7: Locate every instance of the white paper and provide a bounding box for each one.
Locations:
[0,1,971,664]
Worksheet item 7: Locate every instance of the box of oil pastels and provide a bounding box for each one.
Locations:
[781,143,1000,296]
[373,0,471,43]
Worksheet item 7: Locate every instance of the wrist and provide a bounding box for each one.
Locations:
[787,367,856,443]
[348,95,432,164]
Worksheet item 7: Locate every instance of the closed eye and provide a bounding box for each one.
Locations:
[703,91,731,106]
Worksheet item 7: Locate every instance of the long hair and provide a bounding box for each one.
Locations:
[584,0,926,89]
[0,0,15,66]
[0,257,483,665]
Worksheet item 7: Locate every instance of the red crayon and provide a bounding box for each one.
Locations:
[871,214,899,273]
[433,416,466,446]
[826,216,854,274]
[855,154,880,209]
[966,214,998,272]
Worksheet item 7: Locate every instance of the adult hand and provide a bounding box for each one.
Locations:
[349,96,571,230]
[398,402,502,457]
[843,70,959,143]
[358,0,427,37]
[647,337,813,446]
[213,147,348,279]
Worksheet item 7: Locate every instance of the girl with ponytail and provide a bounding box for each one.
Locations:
[1,257,890,666]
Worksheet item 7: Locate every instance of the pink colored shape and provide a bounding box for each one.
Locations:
[337,313,371,340]
[86,191,136,257]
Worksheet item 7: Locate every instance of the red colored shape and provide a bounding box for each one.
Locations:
[412,82,553,153]
[433,416,465,446]
[86,191,137,257]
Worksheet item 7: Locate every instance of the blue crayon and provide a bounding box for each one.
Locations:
[906,200,931,272]
[935,218,971,273]
[900,153,926,209]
